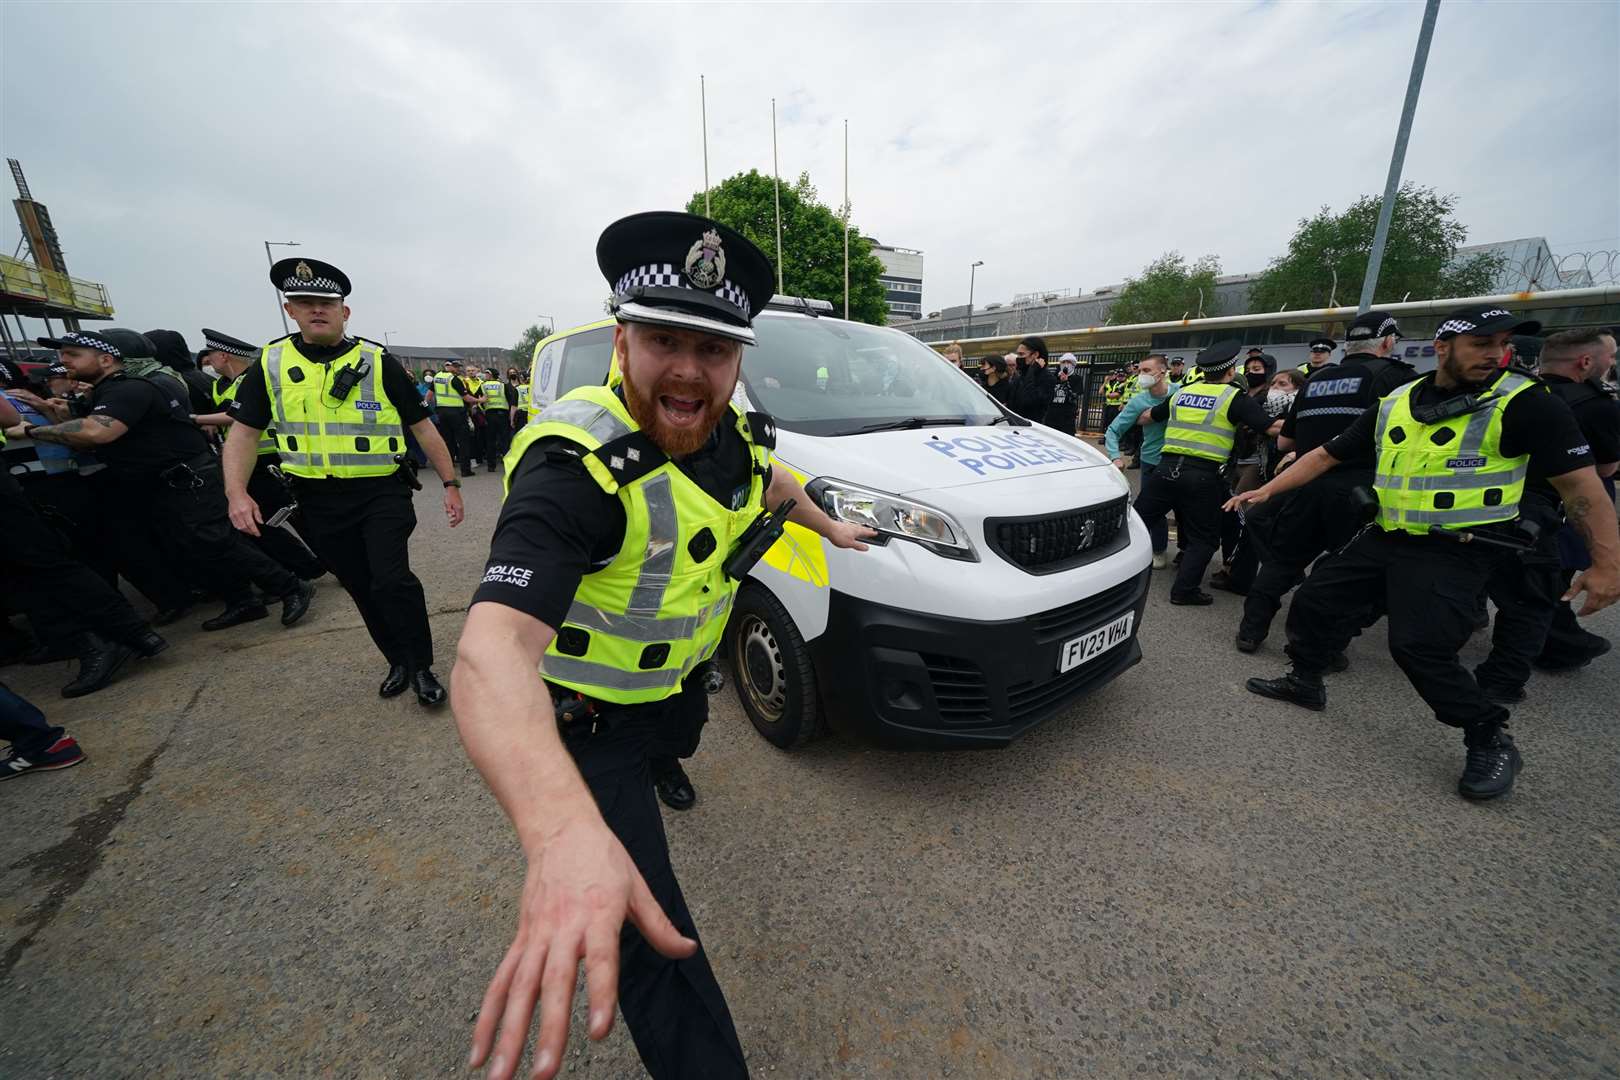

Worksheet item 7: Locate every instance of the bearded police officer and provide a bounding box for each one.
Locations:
[454,212,874,1080]
[224,258,464,706]
[1232,305,1620,800]
[194,328,325,581]
[1133,339,1282,604]
[1235,311,1418,650]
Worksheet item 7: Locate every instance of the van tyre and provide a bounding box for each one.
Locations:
[729,585,825,750]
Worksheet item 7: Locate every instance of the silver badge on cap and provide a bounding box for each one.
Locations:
[684,229,727,290]
[295,261,314,282]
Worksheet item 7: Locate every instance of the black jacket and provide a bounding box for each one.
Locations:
[1010,363,1057,422]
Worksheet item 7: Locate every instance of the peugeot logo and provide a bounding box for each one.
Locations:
[1076,519,1097,551]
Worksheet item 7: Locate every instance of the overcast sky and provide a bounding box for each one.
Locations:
[3,1,1616,351]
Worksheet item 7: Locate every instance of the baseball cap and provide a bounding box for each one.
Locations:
[1433,305,1541,341]
[1346,311,1400,342]
[36,328,155,359]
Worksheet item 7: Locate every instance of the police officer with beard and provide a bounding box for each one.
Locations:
[452,212,875,1080]
[1234,311,1418,651]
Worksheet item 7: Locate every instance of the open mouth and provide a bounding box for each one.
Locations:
[659,394,706,425]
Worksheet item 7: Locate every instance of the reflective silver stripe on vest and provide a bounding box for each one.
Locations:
[540,655,682,693]
[276,451,318,467]
[265,344,285,420]
[1162,437,1215,454]
[272,420,317,434]
[356,347,383,424]
[323,452,399,467]
[323,422,400,436]
[563,602,697,643]
[1170,384,1239,431]
[535,399,631,446]
[1404,465,1527,491]
[627,473,678,616]
[1399,506,1520,526]
[1375,394,1400,449]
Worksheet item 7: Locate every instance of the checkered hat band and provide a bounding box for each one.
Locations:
[61,332,119,357]
[1349,317,1399,340]
[204,335,256,358]
[279,275,343,294]
[1436,318,1477,337]
[613,263,751,320]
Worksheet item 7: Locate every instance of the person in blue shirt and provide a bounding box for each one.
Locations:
[1106,353,1173,566]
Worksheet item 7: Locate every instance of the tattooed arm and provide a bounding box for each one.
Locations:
[24,413,129,449]
[1549,465,1620,615]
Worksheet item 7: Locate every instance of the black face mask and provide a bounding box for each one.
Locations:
[1246,371,1267,388]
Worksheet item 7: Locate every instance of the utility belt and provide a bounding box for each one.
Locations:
[155,452,220,491]
[1159,452,1224,476]
[286,455,421,491]
[547,660,726,736]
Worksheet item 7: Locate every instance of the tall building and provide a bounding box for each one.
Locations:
[867,240,924,323]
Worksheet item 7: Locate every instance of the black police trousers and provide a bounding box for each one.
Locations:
[560,692,748,1079]
[88,468,194,611]
[1239,469,1372,642]
[1285,528,1510,731]
[0,469,152,650]
[436,409,474,476]
[1132,455,1226,598]
[247,457,324,580]
[295,480,434,670]
[482,411,511,471]
[150,458,301,606]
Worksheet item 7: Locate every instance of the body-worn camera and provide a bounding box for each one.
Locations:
[328,357,373,402]
[723,498,796,581]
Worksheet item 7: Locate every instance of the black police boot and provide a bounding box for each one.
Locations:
[1326,651,1350,674]
[127,629,169,659]
[279,581,316,627]
[201,600,269,632]
[1458,726,1521,801]
[379,664,411,698]
[1244,670,1327,712]
[653,761,697,811]
[61,633,136,699]
[1170,590,1214,606]
[411,669,447,707]
[1234,631,1263,654]
[1208,570,1247,596]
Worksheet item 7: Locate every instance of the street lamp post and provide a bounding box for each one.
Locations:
[536,315,554,338]
[264,240,301,334]
[966,261,984,341]
[382,330,398,349]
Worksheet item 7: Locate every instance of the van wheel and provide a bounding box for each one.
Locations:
[729,586,824,750]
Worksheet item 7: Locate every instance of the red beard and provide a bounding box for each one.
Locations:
[621,363,729,458]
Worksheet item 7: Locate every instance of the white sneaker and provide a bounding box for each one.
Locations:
[1151,552,1168,569]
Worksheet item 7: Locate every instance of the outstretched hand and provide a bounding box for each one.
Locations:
[468,817,697,1080]
[1223,488,1269,514]
[1564,563,1620,616]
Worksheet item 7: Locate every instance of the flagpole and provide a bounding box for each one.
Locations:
[843,118,850,320]
[701,75,711,216]
[771,97,784,294]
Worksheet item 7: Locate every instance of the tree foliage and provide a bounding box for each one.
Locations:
[1106,252,1223,324]
[686,170,889,325]
[509,321,552,369]
[1248,184,1504,312]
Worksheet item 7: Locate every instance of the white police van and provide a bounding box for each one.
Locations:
[528,298,1153,750]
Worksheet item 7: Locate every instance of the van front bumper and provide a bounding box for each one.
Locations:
[808,568,1150,749]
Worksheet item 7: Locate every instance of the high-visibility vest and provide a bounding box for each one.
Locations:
[1162,378,1241,462]
[212,374,279,456]
[480,380,505,412]
[1372,370,1537,535]
[516,383,531,410]
[1104,377,1126,405]
[261,339,405,479]
[504,384,773,705]
[431,372,463,409]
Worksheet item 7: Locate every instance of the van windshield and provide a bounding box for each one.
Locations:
[741,315,1008,436]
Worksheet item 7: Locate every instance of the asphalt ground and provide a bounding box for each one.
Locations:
[2,465,1618,1079]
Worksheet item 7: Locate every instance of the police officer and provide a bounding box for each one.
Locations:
[1102,366,1127,428]
[1133,339,1282,604]
[1234,311,1417,650]
[431,359,477,477]
[195,329,324,581]
[479,369,512,471]
[1298,336,1337,376]
[508,365,530,432]
[223,258,463,705]
[1232,305,1620,800]
[453,211,875,1080]
[1472,327,1620,695]
[23,328,315,634]
[1168,357,1188,386]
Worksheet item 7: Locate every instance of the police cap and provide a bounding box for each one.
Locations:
[46,360,70,379]
[36,328,154,360]
[1434,304,1540,341]
[1308,337,1336,352]
[1346,310,1400,342]
[269,257,351,299]
[598,211,775,345]
[200,328,259,360]
[1196,339,1242,373]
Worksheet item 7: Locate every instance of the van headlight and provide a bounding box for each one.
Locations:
[805,478,977,561]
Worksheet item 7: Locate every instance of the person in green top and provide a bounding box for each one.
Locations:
[1106,354,1173,566]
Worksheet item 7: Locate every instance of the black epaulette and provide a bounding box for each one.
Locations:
[264,332,294,346]
[742,411,777,449]
[588,430,668,487]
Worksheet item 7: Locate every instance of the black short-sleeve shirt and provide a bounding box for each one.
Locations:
[88,370,211,473]
[472,410,763,628]
[227,336,429,430]
[1324,375,1594,497]
[1543,374,1620,467]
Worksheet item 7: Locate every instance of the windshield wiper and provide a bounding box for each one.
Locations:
[846,416,972,434]
[988,413,1027,426]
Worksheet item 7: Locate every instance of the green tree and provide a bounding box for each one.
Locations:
[686,170,889,325]
[1248,184,1505,312]
[1106,252,1223,324]
[509,321,552,369]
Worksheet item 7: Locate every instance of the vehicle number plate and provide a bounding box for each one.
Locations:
[1058,612,1135,673]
